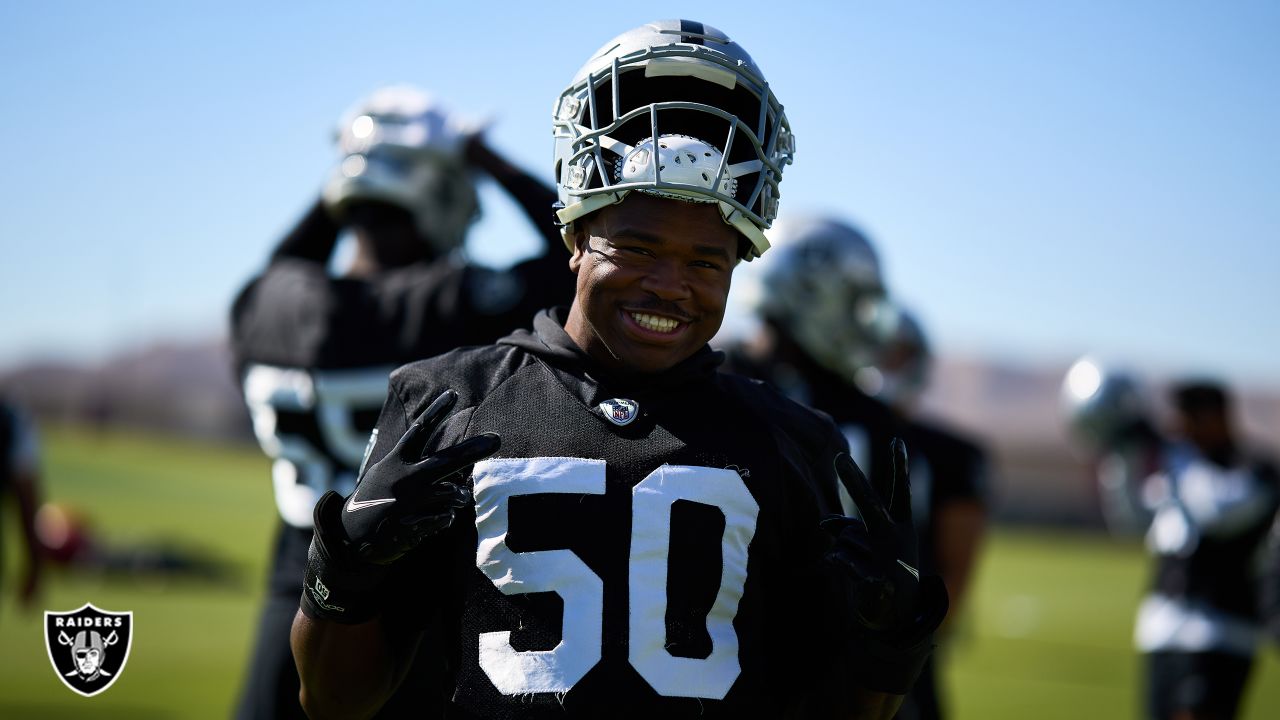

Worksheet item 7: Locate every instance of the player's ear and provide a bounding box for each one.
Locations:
[567,223,589,273]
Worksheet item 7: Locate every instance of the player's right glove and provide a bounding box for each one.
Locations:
[820,438,949,695]
[300,390,500,623]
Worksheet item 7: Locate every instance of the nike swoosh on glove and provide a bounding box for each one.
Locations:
[338,389,500,565]
[301,390,500,623]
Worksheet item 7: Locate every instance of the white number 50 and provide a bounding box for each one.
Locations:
[472,457,759,700]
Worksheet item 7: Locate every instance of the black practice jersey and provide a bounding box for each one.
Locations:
[230,186,573,531]
[901,419,988,576]
[721,347,987,574]
[720,346,904,500]
[365,310,854,718]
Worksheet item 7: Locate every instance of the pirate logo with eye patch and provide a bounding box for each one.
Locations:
[45,603,133,697]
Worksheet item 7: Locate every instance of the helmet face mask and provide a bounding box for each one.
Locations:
[323,86,479,255]
[553,20,794,260]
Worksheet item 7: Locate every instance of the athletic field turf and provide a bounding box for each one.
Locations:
[2,427,1277,718]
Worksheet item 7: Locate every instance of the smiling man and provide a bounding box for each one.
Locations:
[290,20,945,719]
[564,193,737,375]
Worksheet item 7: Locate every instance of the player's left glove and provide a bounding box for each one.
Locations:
[820,437,949,695]
[300,390,500,624]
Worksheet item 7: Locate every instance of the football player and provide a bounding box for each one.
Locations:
[230,86,574,719]
[724,214,904,486]
[1063,366,1279,720]
[863,309,988,720]
[290,20,947,719]
[727,222,988,720]
[0,397,44,614]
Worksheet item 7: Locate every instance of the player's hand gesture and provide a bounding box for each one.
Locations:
[302,390,499,623]
[338,390,500,565]
[820,438,942,634]
[817,439,949,697]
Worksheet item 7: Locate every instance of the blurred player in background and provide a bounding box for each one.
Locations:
[1063,364,1279,720]
[724,215,905,490]
[34,500,240,586]
[864,308,988,720]
[726,218,987,720]
[1061,361,1163,536]
[229,85,573,719]
[0,397,44,614]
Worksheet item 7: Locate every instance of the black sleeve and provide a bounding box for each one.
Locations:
[228,200,344,377]
[468,140,560,255]
[466,141,575,314]
[269,199,342,264]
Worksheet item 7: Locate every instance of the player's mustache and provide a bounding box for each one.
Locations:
[624,300,695,323]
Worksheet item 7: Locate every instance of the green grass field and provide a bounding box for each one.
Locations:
[2,426,1278,719]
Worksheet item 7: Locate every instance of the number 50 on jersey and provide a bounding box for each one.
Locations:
[473,457,759,700]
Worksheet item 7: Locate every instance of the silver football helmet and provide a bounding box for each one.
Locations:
[1061,356,1150,451]
[322,85,480,254]
[552,20,795,259]
[747,214,899,381]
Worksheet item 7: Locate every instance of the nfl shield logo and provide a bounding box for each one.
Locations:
[598,398,640,426]
[44,603,133,697]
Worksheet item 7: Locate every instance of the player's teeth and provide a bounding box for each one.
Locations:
[630,312,679,333]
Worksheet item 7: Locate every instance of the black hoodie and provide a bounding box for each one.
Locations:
[367,308,855,719]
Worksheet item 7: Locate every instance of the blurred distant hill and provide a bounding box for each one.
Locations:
[3,339,1277,528]
[0,339,252,442]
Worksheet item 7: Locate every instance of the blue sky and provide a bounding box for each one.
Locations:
[2,1,1277,385]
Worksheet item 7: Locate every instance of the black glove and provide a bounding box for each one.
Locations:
[301,390,501,623]
[820,437,949,695]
